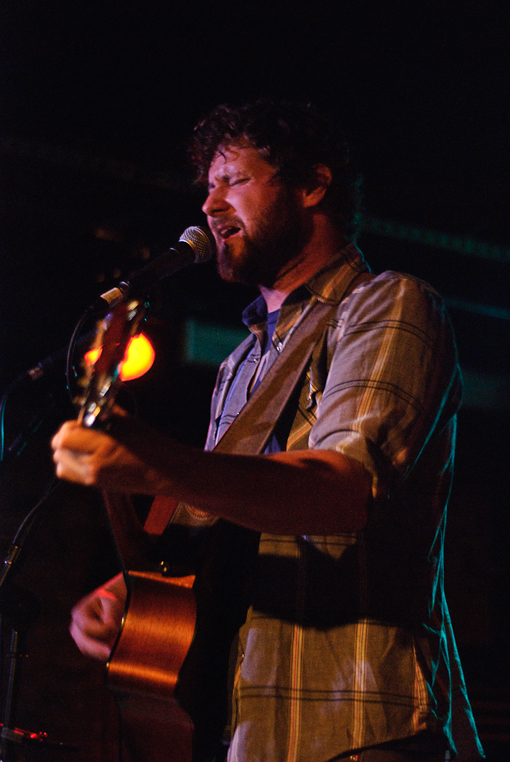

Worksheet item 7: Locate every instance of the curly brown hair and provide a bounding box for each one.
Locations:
[189,100,363,241]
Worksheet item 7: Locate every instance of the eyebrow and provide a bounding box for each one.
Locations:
[208,167,246,189]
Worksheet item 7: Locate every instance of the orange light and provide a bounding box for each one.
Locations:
[84,334,155,381]
[121,334,156,380]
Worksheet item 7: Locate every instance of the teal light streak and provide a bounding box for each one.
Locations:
[362,215,510,264]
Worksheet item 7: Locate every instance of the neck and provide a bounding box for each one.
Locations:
[259,286,290,313]
[259,215,344,312]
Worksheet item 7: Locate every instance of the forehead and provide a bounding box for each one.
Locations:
[208,143,274,179]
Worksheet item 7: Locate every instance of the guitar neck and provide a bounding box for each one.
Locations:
[103,491,160,572]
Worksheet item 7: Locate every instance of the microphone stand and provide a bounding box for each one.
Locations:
[0,583,40,760]
[0,475,69,761]
[0,349,82,760]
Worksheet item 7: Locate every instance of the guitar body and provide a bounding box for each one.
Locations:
[107,571,197,762]
[103,514,260,762]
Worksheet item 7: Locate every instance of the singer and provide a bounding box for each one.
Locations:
[52,102,484,762]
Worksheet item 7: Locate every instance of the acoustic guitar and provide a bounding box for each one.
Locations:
[75,296,255,762]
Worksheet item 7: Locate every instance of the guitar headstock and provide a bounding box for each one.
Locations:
[75,297,147,429]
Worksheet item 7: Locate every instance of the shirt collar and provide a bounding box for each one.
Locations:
[242,242,369,328]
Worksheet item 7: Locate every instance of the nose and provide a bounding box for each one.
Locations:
[202,186,231,217]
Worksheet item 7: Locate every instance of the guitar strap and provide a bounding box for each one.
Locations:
[145,268,369,533]
[211,299,335,456]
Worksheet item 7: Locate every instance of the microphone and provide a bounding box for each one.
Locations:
[12,332,97,384]
[94,225,214,309]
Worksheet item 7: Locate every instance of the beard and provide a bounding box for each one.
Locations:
[215,187,312,288]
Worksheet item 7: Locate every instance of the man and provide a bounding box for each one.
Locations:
[52,102,483,761]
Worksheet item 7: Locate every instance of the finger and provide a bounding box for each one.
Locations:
[52,421,116,456]
[53,449,94,484]
[52,426,118,484]
[71,595,124,638]
[51,420,84,451]
[69,620,113,661]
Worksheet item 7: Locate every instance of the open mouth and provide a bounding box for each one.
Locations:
[218,225,241,240]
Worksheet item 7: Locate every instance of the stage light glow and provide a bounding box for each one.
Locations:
[84,334,155,381]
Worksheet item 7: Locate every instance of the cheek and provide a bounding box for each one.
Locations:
[244,196,275,228]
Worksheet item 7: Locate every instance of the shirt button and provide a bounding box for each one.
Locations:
[276,341,283,352]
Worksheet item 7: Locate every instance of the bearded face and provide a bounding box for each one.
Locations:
[204,145,313,289]
[215,182,312,288]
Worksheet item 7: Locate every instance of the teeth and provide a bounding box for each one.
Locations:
[220,226,239,239]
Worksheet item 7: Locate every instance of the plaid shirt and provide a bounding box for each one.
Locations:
[203,244,483,762]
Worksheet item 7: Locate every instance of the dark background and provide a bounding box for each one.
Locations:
[0,1,509,760]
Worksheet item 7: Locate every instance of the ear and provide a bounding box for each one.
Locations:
[300,164,333,209]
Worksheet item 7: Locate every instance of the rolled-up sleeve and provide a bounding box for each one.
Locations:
[309,272,462,496]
